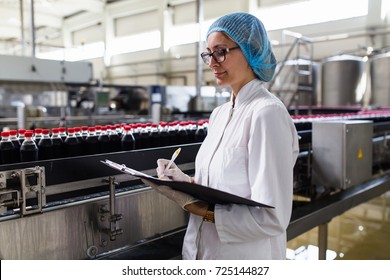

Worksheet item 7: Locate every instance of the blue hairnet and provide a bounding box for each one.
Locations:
[206,12,277,82]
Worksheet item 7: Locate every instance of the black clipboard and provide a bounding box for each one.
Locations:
[101,159,273,208]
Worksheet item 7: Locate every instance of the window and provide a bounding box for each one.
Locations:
[255,0,368,30]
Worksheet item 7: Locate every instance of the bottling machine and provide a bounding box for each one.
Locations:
[0,144,200,260]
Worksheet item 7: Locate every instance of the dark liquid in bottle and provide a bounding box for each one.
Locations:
[121,133,135,151]
[85,135,99,155]
[177,128,189,145]
[52,138,64,159]
[188,126,197,143]
[98,134,110,154]
[65,137,81,157]
[38,138,54,160]
[11,139,21,163]
[168,128,177,146]
[159,129,169,146]
[20,143,38,162]
[149,130,160,148]
[132,130,141,150]
[139,130,150,149]
[109,133,122,152]
[0,142,17,164]
[195,127,206,142]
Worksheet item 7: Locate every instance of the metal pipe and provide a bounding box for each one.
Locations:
[29,0,36,57]
[192,0,204,111]
[272,27,390,50]
[318,223,328,260]
[19,0,26,56]
[112,68,210,79]
[107,55,196,68]
[16,102,26,129]
[195,0,204,98]
[109,177,115,218]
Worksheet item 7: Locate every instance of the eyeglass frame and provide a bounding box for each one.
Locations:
[200,46,240,65]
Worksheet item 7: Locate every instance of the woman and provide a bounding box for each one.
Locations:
[144,12,299,259]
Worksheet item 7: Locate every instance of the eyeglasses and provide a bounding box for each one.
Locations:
[200,46,240,65]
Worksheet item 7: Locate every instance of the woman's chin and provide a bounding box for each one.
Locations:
[215,78,228,87]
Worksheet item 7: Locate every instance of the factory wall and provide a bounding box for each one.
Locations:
[57,0,388,87]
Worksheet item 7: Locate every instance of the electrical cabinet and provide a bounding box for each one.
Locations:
[312,120,373,189]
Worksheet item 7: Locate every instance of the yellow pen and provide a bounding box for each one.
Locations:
[159,147,181,179]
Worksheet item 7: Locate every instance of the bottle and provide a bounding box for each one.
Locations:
[114,124,123,139]
[34,128,43,144]
[74,127,85,155]
[0,131,17,164]
[158,122,169,147]
[20,131,38,162]
[98,126,110,154]
[121,125,135,151]
[187,121,197,143]
[59,127,67,142]
[168,122,178,146]
[9,130,21,163]
[132,124,141,150]
[95,125,102,136]
[81,126,89,140]
[64,128,81,157]
[74,127,84,143]
[195,120,207,142]
[203,119,209,134]
[51,128,64,159]
[38,129,54,160]
[18,128,26,144]
[139,124,151,149]
[177,121,189,144]
[107,125,121,152]
[85,127,99,155]
[149,124,160,148]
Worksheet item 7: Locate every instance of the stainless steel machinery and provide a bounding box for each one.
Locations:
[312,120,373,190]
[370,52,390,107]
[321,55,365,106]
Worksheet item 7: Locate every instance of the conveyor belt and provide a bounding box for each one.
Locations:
[287,172,390,259]
[288,172,390,240]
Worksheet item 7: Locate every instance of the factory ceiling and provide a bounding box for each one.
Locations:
[0,0,121,46]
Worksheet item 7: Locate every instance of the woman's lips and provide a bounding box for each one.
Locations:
[214,71,226,78]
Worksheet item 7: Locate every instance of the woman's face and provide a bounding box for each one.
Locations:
[206,32,255,94]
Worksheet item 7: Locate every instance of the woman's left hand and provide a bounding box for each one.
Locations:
[184,201,209,217]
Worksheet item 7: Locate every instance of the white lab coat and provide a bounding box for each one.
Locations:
[182,79,299,260]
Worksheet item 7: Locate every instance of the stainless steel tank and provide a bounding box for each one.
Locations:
[321,55,364,106]
[370,52,390,107]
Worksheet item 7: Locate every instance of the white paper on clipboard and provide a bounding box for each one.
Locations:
[101,159,156,179]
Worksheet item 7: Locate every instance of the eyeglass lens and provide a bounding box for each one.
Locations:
[201,49,226,65]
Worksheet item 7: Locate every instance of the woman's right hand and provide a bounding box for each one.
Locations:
[157,158,192,182]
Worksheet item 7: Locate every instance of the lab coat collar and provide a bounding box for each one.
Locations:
[230,79,263,109]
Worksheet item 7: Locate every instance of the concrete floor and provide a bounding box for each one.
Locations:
[287,191,390,260]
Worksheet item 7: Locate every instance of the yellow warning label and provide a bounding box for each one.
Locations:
[358,148,363,159]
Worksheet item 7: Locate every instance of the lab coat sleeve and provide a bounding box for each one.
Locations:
[215,103,299,243]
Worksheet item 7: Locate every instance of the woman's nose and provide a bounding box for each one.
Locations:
[209,54,219,67]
